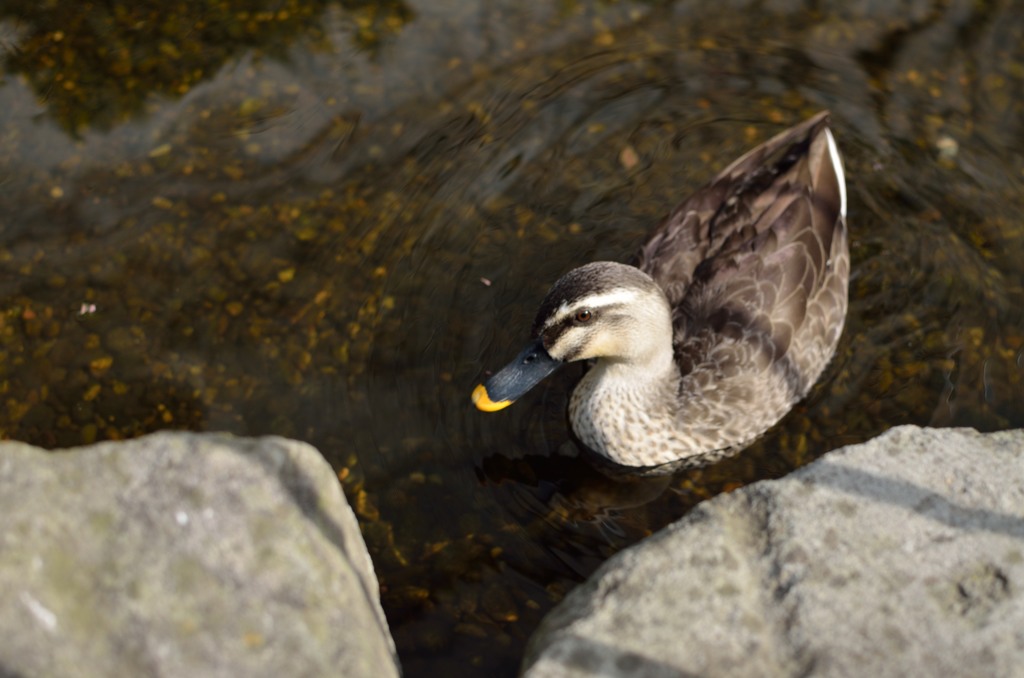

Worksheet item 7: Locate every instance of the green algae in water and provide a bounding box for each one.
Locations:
[1,0,1023,676]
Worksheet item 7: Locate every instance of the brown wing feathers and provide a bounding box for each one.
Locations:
[640,112,844,398]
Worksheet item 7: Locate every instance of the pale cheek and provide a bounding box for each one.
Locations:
[551,326,628,361]
[551,327,605,361]
[578,333,623,360]
[547,327,584,361]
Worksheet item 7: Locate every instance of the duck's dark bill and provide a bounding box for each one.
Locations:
[472,339,562,412]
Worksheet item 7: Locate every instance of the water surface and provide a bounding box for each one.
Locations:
[1,1,1022,675]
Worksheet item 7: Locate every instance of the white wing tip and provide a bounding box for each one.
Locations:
[823,127,847,219]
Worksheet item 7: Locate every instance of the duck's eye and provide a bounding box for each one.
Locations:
[575,309,593,323]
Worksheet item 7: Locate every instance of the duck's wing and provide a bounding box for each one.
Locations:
[640,111,848,409]
[637,111,838,304]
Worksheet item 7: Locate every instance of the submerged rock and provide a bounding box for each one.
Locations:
[522,425,1024,677]
[0,432,400,678]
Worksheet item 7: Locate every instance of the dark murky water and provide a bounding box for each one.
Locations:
[1,1,1022,675]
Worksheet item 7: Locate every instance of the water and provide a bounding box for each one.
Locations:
[1,1,1022,675]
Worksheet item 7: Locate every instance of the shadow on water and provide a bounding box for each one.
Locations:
[1,1,1022,676]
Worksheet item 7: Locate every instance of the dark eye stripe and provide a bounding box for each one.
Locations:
[554,300,626,327]
[544,301,630,339]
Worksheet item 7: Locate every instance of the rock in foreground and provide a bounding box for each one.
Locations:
[522,425,1024,678]
[0,432,400,678]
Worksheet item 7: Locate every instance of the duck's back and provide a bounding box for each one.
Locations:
[636,112,849,456]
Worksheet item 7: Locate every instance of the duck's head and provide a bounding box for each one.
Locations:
[472,261,673,412]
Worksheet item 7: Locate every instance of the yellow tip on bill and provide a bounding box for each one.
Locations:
[472,383,513,412]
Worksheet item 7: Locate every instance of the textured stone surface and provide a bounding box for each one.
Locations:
[522,426,1024,677]
[0,432,400,678]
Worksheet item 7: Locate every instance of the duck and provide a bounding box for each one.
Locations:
[472,111,849,475]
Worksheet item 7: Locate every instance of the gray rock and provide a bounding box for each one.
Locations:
[522,425,1024,678]
[0,432,400,678]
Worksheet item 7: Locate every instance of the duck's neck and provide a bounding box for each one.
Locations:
[568,348,690,467]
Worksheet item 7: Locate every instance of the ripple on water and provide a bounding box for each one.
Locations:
[0,1,1022,676]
